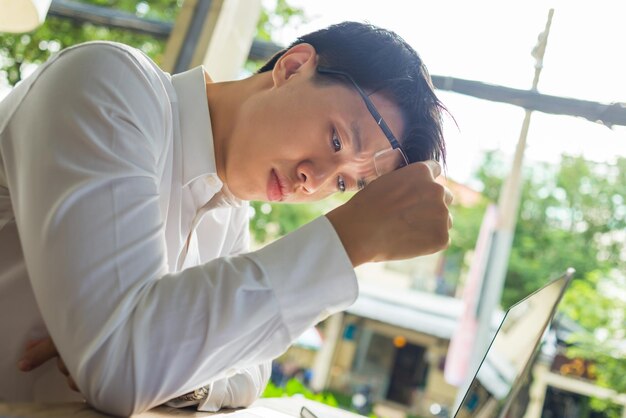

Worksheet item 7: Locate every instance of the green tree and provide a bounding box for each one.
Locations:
[255,0,306,42]
[244,0,307,76]
[474,152,626,308]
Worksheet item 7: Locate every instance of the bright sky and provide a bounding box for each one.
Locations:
[270,0,626,186]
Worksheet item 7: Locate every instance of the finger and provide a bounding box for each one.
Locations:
[57,356,70,376]
[24,338,47,351]
[444,187,454,206]
[18,337,58,372]
[422,160,442,179]
[448,212,454,229]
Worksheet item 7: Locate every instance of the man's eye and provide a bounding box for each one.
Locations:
[332,130,342,152]
[337,176,346,193]
[357,179,366,191]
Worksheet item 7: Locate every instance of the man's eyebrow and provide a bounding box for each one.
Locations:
[349,121,368,191]
[350,120,363,154]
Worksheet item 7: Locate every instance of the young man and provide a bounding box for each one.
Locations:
[0,22,452,415]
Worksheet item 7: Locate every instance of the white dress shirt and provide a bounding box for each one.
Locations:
[0,41,358,416]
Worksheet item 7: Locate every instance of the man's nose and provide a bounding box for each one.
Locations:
[296,161,334,195]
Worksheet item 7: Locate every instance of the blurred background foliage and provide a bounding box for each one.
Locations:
[475,153,626,309]
[0,0,181,86]
[249,195,348,246]
[263,378,339,407]
[255,0,305,42]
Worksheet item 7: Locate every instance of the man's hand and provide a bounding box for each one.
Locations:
[326,160,453,267]
[18,337,79,392]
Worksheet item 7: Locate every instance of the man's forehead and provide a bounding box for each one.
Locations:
[343,91,407,190]
[368,91,406,141]
[344,90,405,150]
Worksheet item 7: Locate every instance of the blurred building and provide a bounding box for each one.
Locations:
[277,288,626,418]
[320,279,461,417]
[523,318,626,418]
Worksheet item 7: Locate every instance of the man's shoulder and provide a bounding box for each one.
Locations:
[64,40,139,52]
[42,41,170,104]
[23,40,173,139]
[55,41,159,73]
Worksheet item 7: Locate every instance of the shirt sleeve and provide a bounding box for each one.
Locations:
[4,43,358,416]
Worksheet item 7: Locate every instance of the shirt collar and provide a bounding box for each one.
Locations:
[171,66,217,187]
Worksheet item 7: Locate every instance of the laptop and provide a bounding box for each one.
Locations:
[452,268,575,418]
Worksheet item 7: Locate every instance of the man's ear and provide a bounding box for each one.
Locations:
[272,43,317,87]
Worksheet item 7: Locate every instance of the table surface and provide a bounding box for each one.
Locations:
[0,396,366,418]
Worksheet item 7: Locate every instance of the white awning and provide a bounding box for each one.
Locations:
[347,284,463,339]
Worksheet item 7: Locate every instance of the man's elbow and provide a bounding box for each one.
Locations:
[83,383,150,417]
[91,401,143,418]
[76,357,159,417]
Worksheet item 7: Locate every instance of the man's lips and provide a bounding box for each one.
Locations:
[267,169,284,202]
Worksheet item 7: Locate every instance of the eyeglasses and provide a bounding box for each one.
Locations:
[317,66,410,180]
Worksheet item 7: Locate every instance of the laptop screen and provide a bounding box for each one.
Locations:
[453,271,573,418]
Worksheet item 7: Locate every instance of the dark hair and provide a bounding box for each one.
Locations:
[257,21,448,165]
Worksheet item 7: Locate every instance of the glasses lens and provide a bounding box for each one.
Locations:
[374,148,408,177]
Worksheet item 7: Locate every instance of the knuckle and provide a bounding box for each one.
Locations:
[416,160,441,177]
[412,162,431,177]
[427,182,445,200]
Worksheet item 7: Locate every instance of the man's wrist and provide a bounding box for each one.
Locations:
[325,208,368,267]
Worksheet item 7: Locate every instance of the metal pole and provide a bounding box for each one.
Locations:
[452,9,554,411]
[430,76,626,128]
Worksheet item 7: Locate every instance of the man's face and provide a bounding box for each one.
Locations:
[222,46,406,203]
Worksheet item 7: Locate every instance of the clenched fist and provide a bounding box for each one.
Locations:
[326,160,453,266]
